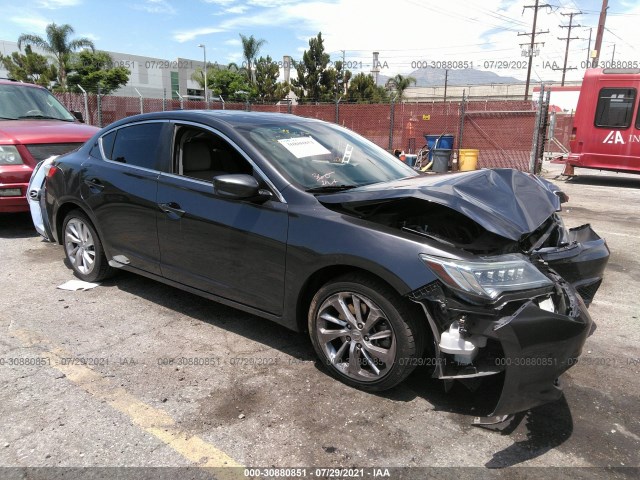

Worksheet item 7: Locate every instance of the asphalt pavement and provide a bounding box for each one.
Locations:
[0,161,638,479]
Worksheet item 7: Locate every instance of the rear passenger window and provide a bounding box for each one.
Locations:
[89,141,101,159]
[595,88,637,128]
[100,131,116,159]
[109,123,165,170]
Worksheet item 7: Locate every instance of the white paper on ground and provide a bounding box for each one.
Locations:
[57,280,100,291]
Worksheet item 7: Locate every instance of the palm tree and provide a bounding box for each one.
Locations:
[386,74,416,101]
[18,23,95,90]
[239,34,266,84]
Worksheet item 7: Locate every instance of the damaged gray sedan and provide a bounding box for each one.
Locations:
[42,111,609,417]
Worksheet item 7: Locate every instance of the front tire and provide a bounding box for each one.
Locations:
[63,210,114,282]
[308,273,424,391]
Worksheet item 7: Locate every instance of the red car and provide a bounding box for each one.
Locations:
[0,79,98,213]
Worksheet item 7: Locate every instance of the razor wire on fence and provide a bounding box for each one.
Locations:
[54,91,556,172]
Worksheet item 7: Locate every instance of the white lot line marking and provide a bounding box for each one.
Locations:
[10,328,244,477]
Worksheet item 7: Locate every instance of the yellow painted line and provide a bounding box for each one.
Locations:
[11,328,244,476]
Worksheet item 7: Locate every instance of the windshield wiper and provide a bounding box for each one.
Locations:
[18,114,72,121]
[0,116,18,120]
[305,185,359,193]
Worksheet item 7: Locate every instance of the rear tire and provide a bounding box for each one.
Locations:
[308,273,424,391]
[62,210,114,282]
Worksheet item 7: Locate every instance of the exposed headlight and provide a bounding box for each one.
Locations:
[0,146,23,165]
[420,253,553,299]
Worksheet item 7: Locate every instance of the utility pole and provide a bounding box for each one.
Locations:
[586,27,592,67]
[555,11,581,86]
[519,0,551,101]
[340,50,346,94]
[338,50,348,94]
[198,44,208,107]
[592,0,608,67]
[371,51,380,86]
[444,69,448,102]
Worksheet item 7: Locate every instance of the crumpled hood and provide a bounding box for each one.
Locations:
[317,168,563,241]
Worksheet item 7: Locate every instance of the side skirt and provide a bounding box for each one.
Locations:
[109,260,295,331]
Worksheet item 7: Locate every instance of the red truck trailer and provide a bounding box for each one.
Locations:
[567,68,640,175]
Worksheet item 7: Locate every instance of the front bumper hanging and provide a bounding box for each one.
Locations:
[412,277,593,416]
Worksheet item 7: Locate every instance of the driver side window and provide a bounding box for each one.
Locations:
[175,125,253,182]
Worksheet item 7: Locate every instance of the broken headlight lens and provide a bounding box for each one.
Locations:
[420,253,553,299]
[0,145,23,165]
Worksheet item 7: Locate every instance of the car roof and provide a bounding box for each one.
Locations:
[108,110,324,130]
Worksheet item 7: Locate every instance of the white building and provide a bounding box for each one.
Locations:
[0,40,205,99]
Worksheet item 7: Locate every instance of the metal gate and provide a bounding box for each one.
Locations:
[457,96,539,172]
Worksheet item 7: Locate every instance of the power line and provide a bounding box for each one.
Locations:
[402,0,522,33]
[551,7,640,16]
[458,0,530,27]
[332,42,509,53]
[604,27,637,52]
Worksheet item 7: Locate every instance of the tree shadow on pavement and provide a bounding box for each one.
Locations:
[0,213,39,239]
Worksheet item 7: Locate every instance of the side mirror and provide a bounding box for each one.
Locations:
[213,174,273,203]
[71,111,84,123]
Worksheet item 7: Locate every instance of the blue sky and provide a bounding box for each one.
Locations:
[2,0,640,82]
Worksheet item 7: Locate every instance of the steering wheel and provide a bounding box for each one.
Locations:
[25,109,44,116]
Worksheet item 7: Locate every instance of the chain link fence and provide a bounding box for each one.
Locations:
[548,112,574,153]
[462,103,537,171]
[55,92,545,172]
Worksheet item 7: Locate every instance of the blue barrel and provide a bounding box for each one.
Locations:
[425,134,455,160]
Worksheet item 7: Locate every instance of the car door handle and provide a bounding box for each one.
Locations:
[158,202,185,218]
[84,178,104,191]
